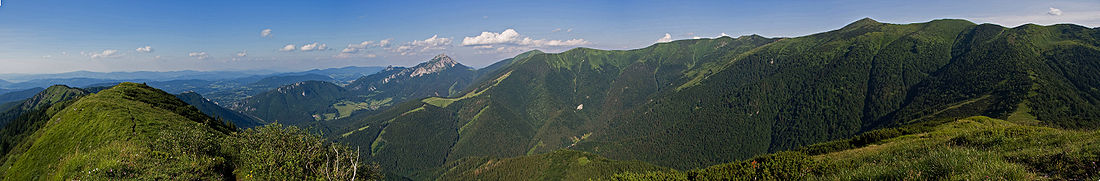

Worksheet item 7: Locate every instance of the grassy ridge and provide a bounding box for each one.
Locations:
[0,83,380,180]
[3,83,232,179]
[0,85,88,176]
[611,116,1100,180]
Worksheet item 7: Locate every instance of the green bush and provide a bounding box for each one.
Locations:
[227,123,383,181]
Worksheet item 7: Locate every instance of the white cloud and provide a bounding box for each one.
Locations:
[412,35,452,47]
[261,29,273,37]
[390,35,452,55]
[341,47,358,53]
[971,10,1100,27]
[1048,7,1063,16]
[188,52,209,60]
[552,28,563,33]
[236,51,247,57]
[87,49,121,59]
[462,29,589,47]
[349,41,373,49]
[463,29,522,46]
[280,44,296,51]
[135,46,153,53]
[299,42,328,51]
[656,33,673,43]
[378,39,391,47]
[342,40,391,53]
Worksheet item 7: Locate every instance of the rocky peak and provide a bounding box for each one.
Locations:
[411,54,461,77]
[428,54,458,66]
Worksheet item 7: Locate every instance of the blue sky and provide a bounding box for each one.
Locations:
[1,0,1098,74]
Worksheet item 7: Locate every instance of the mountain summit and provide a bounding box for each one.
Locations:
[413,54,463,77]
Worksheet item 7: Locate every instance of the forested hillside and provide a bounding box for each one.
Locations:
[340,18,1100,179]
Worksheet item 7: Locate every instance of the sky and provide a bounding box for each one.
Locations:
[0,0,1098,74]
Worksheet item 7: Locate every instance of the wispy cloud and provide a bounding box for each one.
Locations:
[86,49,122,59]
[261,29,273,37]
[188,52,209,59]
[334,53,377,59]
[1048,7,1063,16]
[135,46,153,53]
[299,42,328,51]
[341,39,390,53]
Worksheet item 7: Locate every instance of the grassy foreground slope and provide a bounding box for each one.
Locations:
[440,150,670,180]
[612,116,1100,180]
[1,83,379,180]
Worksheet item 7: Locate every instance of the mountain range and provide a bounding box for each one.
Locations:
[322,18,1100,179]
[0,18,1098,180]
[230,54,479,126]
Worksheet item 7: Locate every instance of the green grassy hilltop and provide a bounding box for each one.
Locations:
[0,83,380,180]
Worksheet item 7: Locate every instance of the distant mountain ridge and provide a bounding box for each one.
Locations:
[176,91,265,128]
[231,54,478,125]
[0,88,46,104]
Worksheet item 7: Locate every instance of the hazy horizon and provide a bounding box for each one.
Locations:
[2,0,1098,74]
